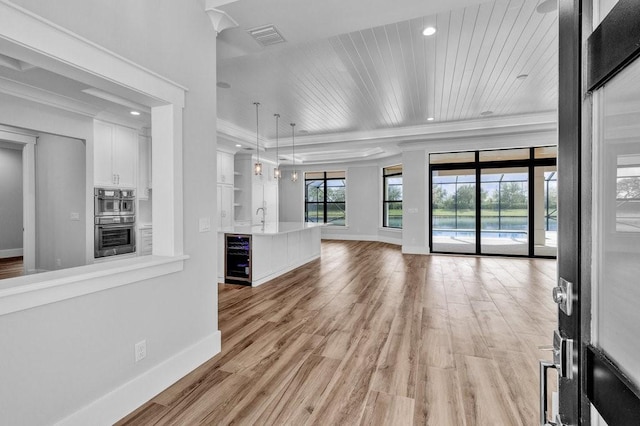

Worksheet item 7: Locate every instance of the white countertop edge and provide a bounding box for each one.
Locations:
[0,255,188,316]
[218,222,327,236]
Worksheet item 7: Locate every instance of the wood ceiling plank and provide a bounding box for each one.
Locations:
[459,0,509,119]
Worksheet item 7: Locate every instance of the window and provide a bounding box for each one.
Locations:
[305,171,346,225]
[383,165,403,228]
[430,147,557,257]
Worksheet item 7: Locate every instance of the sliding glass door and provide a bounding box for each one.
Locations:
[480,168,529,255]
[431,169,477,253]
[429,147,556,257]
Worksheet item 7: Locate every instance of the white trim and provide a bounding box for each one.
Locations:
[0,256,188,316]
[0,0,186,107]
[378,235,402,246]
[378,227,402,233]
[0,125,38,143]
[219,112,556,164]
[0,248,22,258]
[0,75,101,117]
[402,245,430,255]
[55,330,221,426]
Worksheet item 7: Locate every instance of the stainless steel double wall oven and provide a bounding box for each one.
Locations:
[94,188,136,258]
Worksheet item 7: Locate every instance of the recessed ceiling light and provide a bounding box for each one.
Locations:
[130,111,141,116]
[235,144,242,147]
[480,110,493,116]
[516,74,528,80]
[427,117,435,121]
[422,27,436,36]
[217,81,231,89]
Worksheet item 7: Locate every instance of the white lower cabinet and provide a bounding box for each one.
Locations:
[139,227,152,255]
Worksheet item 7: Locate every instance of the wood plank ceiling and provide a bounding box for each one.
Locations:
[217,0,558,152]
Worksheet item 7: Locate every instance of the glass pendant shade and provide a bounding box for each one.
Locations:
[274,167,281,179]
[254,162,262,175]
[291,170,298,182]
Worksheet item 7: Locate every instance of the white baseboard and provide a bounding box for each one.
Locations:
[55,330,221,426]
[0,248,23,258]
[402,246,430,255]
[320,234,402,246]
[377,235,402,246]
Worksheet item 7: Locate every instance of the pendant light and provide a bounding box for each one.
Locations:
[273,113,281,179]
[253,102,262,175]
[290,122,298,182]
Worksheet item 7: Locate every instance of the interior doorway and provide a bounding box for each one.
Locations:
[0,142,24,276]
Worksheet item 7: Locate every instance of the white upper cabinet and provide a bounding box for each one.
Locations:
[217,151,234,185]
[94,120,138,188]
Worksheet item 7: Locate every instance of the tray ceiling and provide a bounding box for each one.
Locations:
[217,0,558,162]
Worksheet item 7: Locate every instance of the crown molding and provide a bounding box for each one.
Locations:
[0,75,101,117]
[218,111,557,149]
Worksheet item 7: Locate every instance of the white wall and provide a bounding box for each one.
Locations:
[0,1,219,424]
[279,155,404,245]
[35,134,86,271]
[402,149,428,253]
[279,133,557,253]
[0,146,23,255]
[400,133,557,254]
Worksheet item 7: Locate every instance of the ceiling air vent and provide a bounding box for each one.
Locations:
[247,25,286,47]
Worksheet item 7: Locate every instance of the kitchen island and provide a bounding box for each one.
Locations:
[218,222,325,286]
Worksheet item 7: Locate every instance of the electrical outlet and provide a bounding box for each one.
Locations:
[70,212,80,221]
[135,340,146,362]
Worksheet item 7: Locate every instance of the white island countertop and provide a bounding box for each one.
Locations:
[218,221,326,236]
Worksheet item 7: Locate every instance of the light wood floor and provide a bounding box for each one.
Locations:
[0,256,24,280]
[118,241,557,425]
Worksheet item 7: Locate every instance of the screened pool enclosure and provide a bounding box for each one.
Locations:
[430,147,557,257]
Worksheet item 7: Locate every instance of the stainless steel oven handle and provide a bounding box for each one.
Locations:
[97,224,134,229]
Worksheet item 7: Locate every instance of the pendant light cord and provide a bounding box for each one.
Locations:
[291,122,296,168]
[254,102,260,163]
[275,113,280,167]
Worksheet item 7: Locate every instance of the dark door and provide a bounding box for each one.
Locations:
[545,1,640,425]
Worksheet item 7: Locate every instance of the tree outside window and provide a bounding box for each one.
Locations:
[305,171,346,225]
[383,165,402,228]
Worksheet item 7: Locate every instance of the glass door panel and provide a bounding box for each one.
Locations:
[596,58,640,387]
[534,165,557,256]
[432,169,476,253]
[480,167,529,255]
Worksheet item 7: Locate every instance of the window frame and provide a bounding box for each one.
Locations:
[304,171,346,226]
[429,146,557,258]
[382,165,403,229]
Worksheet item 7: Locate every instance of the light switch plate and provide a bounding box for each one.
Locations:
[199,217,211,232]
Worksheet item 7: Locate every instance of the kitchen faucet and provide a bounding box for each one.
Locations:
[256,207,266,229]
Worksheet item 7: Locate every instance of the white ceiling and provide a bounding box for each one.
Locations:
[0,0,558,164]
[216,0,558,163]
